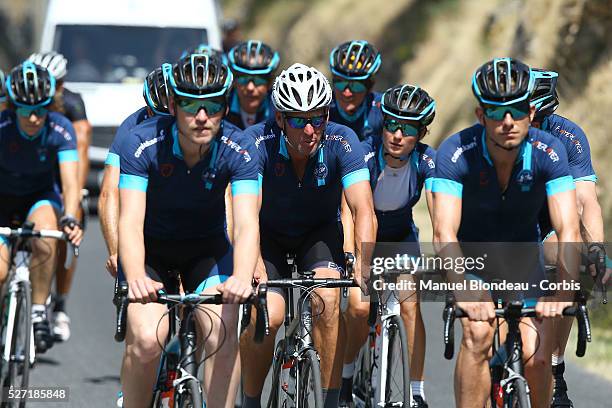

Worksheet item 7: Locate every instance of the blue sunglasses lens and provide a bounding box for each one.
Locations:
[384,119,419,137]
[484,104,530,121]
[237,75,269,86]
[333,80,367,93]
[285,115,326,129]
[16,106,48,117]
[177,98,225,115]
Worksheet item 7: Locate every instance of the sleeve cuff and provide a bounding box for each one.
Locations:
[105,152,120,168]
[119,174,148,192]
[574,174,597,183]
[58,149,79,163]
[424,177,434,191]
[231,180,259,196]
[546,175,575,196]
[432,178,463,198]
[342,168,370,189]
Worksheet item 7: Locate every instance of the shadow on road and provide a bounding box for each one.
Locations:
[84,375,121,384]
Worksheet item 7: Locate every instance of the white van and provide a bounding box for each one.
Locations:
[39,0,223,192]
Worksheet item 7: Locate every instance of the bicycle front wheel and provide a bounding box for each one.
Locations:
[2,281,32,408]
[352,333,375,407]
[506,377,531,408]
[384,315,410,407]
[175,378,202,408]
[297,349,323,408]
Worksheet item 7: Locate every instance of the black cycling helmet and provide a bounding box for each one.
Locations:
[472,57,533,106]
[180,44,225,61]
[530,69,559,121]
[329,40,381,80]
[228,40,280,75]
[7,61,56,107]
[0,69,6,102]
[381,84,436,126]
[143,63,172,116]
[168,53,233,99]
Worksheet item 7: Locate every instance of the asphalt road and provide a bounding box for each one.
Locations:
[27,219,612,407]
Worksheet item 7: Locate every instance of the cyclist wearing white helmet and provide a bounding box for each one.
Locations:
[240,63,376,408]
[28,51,93,342]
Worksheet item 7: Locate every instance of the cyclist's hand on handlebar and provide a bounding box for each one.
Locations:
[59,215,83,246]
[128,277,164,304]
[217,275,253,303]
[106,254,118,278]
[457,301,495,322]
[535,300,573,319]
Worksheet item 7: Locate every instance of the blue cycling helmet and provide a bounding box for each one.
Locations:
[143,63,172,116]
[329,40,381,80]
[530,69,559,121]
[180,44,226,62]
[0,69,6,102]
[381,84,436,126]
[7,61,56,107]
[228,40,280,75]
[472,57,533,106]
[168,53,233,99]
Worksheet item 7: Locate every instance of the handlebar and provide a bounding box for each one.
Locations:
[265,277,358,289]
[442,299,591,360]
[587,244,608,304]
[0,225,79,257]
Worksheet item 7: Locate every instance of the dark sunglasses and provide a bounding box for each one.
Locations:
[483,103,530,121]
[383,119,420,137]
[176,97,226,115]
[16,106,48,118]
[236,75,269,87]
[333,79,368,93]
[284,114,327,129]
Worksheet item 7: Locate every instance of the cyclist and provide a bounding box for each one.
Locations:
[329,40,384,141]
[0,62,83,353]
[225,40,279,130]
[340,84,436,408]
[0,69,6,110]
[28,51,93,342]
[99,63,172,279]
[240,63,376,408]
[180,43,225,61]
[432,58,581,408]
[529,69,610,408]
[117,53,260,408]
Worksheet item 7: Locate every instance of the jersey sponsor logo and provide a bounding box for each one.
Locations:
[50,121,73,141]
[159,163,174,177]
[451,141,477,163]
[0,117,12,129]
[340,140,352,153]
[314,162,328,179]
[274,162,286,177]
[325,134,344,142]
[134,130,166,158]
[516,169,534,189]
[254,133,276,148]
[327,262,345,274]
[364,151,375,163]
[422,153,435,169]
[554,126,583,154]
[221,135,252,162]
[532,140,560,162]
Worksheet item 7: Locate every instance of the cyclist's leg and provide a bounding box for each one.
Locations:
[0,236,8,285]
[521,316,554,408]
[341,285,369,369]
[455,318,495,408]
[399,276,426,382]
[121,255,170,408]
[299,222,346,404]
[240,232,287,404]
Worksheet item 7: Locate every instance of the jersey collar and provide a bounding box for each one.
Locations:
[377,142,418,173]
[480,129,527,166]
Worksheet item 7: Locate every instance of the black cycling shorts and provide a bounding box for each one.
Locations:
[143,235,233,293]
[261,222,345,297]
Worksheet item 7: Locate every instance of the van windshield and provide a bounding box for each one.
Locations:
[54,25,208,83]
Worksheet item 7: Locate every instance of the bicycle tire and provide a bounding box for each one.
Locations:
[175,377,203,408]
[384,315,410,407]
[297,349,323,408]
[266,339,286,408]
[3,281,32,408]
[506,377,531,408]
[352,333,374,408]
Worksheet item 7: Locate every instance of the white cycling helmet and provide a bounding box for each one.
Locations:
[272,63,332,112]
[28,52,68,80]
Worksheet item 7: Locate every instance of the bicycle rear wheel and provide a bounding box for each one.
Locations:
[352,333,374,408]
[2,281,32,408]
[297,349,323,407]
[384,315,410,407]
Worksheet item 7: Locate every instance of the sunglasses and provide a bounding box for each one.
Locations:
[16,106,48,118]
[383,119,420,137]
[333,79,368,93]
[284,114,327,129]
[236,75,269,87]
[176,97,226,115]
[483,103,530,121]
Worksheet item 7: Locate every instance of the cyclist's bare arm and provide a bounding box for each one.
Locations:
[340,192,355,253]
[72,119,92,189]
[59,160,83,245]
[99,166,120,262]
[225,185,234,243]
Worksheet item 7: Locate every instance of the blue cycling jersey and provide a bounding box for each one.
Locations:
[329,92,383,141]
[362,135,436,240]
[225,89,275,130]
[117,118,259,239]
[432,124,574,242]
[0,110,78,195]
[245,119,370,237]
[105,106,151,168]
[541,113,596,182]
